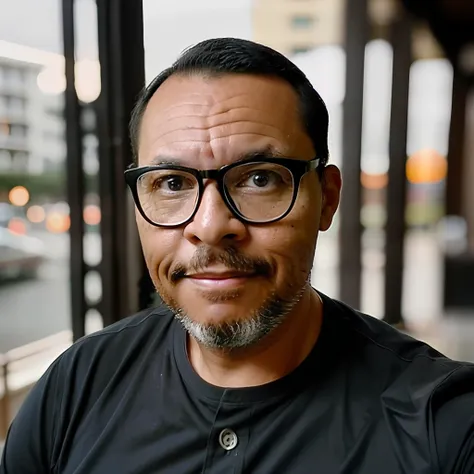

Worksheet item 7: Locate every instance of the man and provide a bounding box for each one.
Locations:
[1,38,473,473]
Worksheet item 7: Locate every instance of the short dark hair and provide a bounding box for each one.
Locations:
[129,37,329,166]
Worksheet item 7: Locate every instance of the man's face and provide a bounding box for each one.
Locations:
[136,73,340,349]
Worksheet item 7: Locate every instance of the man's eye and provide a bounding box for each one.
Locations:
[149,174,196,193]
[158,176,185,192]
[240,170,283,188]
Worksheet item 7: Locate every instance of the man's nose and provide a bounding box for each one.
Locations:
[183,183,248,246]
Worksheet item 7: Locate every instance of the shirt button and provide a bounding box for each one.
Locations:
[219,428,238,451]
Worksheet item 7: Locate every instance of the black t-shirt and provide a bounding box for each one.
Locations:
[1,292,474,473]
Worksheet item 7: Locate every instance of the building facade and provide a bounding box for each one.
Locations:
[252,0,442,59]
[0,46,65,176]
[252,0,345,56]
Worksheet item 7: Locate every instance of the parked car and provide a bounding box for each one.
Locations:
[0,228,45,281]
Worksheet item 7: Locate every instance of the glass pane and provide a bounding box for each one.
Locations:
[0,0,73,438]
[224,162,294,221]
[137,170,199,225]
[0,1,71,357]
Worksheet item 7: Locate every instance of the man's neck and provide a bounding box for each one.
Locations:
[187,288,323,388]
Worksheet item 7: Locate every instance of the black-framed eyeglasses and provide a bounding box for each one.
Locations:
[124,156,320,227]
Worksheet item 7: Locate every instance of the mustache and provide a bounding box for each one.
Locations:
[170,246,273,284]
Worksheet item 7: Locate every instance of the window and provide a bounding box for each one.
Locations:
[13,151,28,168]
[0,0,70,438]
[0,150,12,170]
[10,124,28,138]
[8,97,26,114]
[6,67,25,86]
[291,15,317,29]
[0,121,10,136]
[291,46,313,55]
[43,130,62,141]
[45,108,64,120]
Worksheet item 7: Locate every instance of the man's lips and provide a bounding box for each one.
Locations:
[186,271,256,280]
[184,270,258,290]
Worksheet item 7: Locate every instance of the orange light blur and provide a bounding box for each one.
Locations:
[8,186,30,207]
[83,205,101,226]
[361,172,388,190]
[8,218,26,235]
[406,149,447,184]
[27,205,46,223]
[46,212,70,233]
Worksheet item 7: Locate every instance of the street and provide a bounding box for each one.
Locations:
[0,231,100,353]
[0,252,70,353]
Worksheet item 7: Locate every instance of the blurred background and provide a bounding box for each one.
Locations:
[0,0,473,442]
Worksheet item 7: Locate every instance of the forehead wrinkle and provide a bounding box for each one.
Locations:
[147,133,285,159]
[207,125,289,148]
[154,132,285,151]
[146,116,289,148]
[150,89,216,109]
[160,101,212,112]
[158,132,283,143]
[149,144,284,167]
[207,104,289,119]
[208,133,286,146]
[145,103,211,128]
[152,119,286,145]
[145,128,204,151]
[206,114,291,136]
[208,87,301,119]
[207,99,298,128]
[143,101,212,134]
[150,102,293,134]
[140,75,311,165]
[149,115,212,137]
[144,88,301,146]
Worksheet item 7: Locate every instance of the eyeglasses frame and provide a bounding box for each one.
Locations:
[124,156,321,228]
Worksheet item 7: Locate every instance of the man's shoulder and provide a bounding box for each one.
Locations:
[323,294,474,470]
[324,293,464,364]
[0,306,178,473]
[322,292,474,391]
[77,304,174,344]
[54,305,176,374]
[81,304,175,339]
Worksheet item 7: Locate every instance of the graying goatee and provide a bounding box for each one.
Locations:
[173,283,308,350]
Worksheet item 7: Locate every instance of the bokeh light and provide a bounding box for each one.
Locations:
[27,205,46,223]
[406,148,448,184]
[9,186,30,207]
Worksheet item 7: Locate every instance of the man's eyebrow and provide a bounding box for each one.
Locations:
[148,146,285,168]
[149,156,182,166]
[234,146,285,163]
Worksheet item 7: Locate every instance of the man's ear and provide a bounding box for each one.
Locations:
[319,165,342,232]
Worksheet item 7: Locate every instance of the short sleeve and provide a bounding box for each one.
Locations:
[0,360,61,474]
[433,366,474,473]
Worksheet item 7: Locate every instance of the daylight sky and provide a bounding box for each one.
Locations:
[0,0,253,80]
